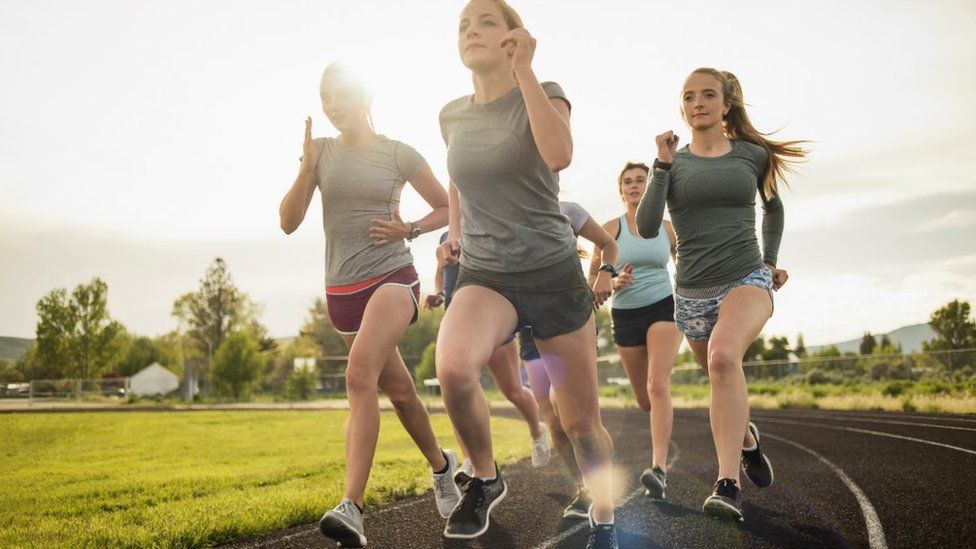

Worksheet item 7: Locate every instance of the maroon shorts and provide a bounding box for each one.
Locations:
[325,264,420,336]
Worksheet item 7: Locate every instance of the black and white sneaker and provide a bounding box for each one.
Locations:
[702,478,743,522]
[562,486,592,519]
[640,465,667,499]
[319,498,367,547]
[741,422,774,488]
[443,466,507,539]
[585,505,619,549]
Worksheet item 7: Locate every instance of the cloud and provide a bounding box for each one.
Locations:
[917,209,976,232]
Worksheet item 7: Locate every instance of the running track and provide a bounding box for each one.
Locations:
[227,407,976,548]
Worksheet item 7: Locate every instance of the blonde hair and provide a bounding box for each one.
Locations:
[466,0,524,30]
[690,67,807,200]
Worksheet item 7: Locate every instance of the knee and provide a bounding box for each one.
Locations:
[707,346,741,379]
[500,383,528,403]
[345,367,377,396]
[436,350,479,390]
[562,417,599,442]
[385,383,418,409]
[647,377,670,401]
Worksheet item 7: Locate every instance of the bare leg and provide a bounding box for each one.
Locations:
[487,340,543,439]
[645,322,683,470]
[535,314,615,524]
[524,357,583,485]
[436,285,517,479]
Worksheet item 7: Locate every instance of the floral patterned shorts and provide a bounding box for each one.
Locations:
[674,267,774,341]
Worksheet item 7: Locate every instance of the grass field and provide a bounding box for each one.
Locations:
[0,410,533,548]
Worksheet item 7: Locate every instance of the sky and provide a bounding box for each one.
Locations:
[2,0,975,346]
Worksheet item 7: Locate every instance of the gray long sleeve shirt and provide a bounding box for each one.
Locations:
[636,140,784,288]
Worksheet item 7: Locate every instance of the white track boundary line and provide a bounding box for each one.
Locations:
[531,440,681,549]
[763,433,887,549]
[759,417,976,457]
[754,413,976,432]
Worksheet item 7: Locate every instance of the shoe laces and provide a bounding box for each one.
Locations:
[714,478,738,497]
[337,498,360,519]
[434,468,455,495]
[456,477,487,514]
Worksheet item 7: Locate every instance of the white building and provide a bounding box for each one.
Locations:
[130,363,179,397]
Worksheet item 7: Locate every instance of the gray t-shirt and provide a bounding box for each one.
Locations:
[635,140,784,288]
[439,82,578,273]
[314,135,424,286]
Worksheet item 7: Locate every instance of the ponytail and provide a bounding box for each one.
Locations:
[692,68,807,200]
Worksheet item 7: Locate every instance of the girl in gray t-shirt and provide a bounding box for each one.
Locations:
[636,67,807,522]
[433,1,617,543]
[278,62,457,548]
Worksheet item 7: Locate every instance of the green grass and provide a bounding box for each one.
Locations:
[0,410,532,548]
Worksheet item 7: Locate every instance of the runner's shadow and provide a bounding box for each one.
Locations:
[738,504,850,548]
[649,500,696,518]
[617,529,666,549]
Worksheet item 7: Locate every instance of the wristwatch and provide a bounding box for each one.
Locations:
[598,263,619,278]
[653,158,672,171]
[407,222,422,242]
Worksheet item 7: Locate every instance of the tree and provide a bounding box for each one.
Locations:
[414,341,437,385]
[762,336,791,361]
[172,258,261,378]
[35,278,126,379]
[923,299,976,371]
[115,332,185,377]
[794,333,807,358]
[744,335,766,361]
[859,332,878,356]
[297,298,348,366]
[879,334,893,349]
[211,331,263,400]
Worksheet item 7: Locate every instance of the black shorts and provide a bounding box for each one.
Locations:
[517,326,540,361]
[455,254,594,340]
[611,296,675,347]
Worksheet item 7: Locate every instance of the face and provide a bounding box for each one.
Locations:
[458,0,512,71]
[320,74,369,133]
[680,72,730,131]
[619,168,648,206]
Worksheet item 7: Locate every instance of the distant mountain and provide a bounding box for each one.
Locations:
[0,337,33,361]
[807,323,936,355]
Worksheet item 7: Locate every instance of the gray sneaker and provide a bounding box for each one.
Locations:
[433,448,462,518]
[319,498,367,548]
[640,466,667,499]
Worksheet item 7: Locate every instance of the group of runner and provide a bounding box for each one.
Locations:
[278,1,806,547]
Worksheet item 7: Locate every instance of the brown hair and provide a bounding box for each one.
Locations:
[320,62,375,132]
[690,68,807,200]
[466,0,524,30]
[617,162,650,194]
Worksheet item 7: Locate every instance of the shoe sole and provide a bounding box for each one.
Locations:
[702,497,744,522]
[319,513,368,548]
[640,471,666,500]
[442,480,508,539]
[743,423,775,488]
[562,508,589,520]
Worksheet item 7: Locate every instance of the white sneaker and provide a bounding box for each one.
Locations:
[457,457,474,478]
[432,448,462,518]
[531,423,551,468]
[319,498,367,548]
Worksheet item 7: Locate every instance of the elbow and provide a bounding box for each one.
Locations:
[280,217,298,235]
[544,146,573,173]
[636,223,658,239]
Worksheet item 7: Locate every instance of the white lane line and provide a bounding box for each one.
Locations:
[763,433,887,549]
[531,440,680,549]
[758,417,976,456]
[754,413,976,432]
[771,410,976,425]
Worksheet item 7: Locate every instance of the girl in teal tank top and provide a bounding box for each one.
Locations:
[595,162,684,499]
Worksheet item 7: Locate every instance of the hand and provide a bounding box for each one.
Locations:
[612,263,635,291]
[500,28,536,73]
[299,117,320,174]
[436,238,461,268]
[424,293,445,310]
[765,263,789,291]
[369,209,411,245]
[655,131,679,164]
[593,271,612,307]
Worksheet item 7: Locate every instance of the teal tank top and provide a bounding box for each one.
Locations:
[612,215,673,309]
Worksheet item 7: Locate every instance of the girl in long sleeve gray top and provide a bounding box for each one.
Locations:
[636,67,806,523]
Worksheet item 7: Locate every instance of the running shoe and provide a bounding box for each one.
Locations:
[443,466,507,539]
[640,465,667,499]
[432,448,462,518]
[741,422,774,488]
[585,505,619,549]
[457,457,474,478]
[563,486,592,519]
[702,478,743,522]
[531,423,551,468]
[319,498,367,548]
